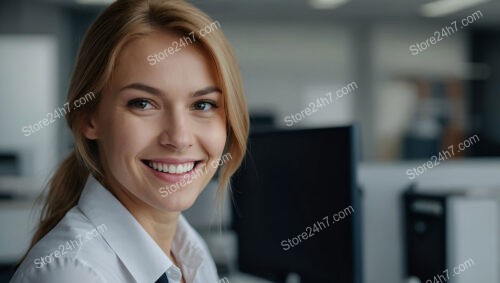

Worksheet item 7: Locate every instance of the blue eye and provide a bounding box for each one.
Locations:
[193,100,217,111]
[127,98,153,110]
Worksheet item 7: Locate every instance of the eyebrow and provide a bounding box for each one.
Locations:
[119,83,221,97]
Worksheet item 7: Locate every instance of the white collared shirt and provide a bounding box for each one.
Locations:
[11,176,219,283]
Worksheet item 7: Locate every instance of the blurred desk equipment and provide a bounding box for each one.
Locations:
[231,126,362,283]
[403,188,499,283]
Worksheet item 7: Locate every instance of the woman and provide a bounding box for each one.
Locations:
[11,0,249,282]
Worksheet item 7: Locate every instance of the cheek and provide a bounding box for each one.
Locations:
[99,114,157,168]
[198,117,227,156]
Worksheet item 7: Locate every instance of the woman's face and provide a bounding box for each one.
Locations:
[83,31,227,212]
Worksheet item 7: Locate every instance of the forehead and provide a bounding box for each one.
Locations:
[111,31,219,91]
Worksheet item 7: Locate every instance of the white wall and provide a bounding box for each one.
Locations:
[223,22,355,128]
[0,35,58,191]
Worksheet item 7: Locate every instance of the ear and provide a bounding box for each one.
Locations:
[81,112,99,140]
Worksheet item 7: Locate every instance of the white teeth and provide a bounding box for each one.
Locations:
[147,161,195,174]
[175,165,183,174]
[168,164,176,173]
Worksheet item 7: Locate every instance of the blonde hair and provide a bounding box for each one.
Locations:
[28,0,249,250]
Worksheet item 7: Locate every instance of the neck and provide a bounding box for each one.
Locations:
[105,178,180,257]
[134,208,180,256]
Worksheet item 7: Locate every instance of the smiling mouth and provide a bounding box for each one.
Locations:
[142,160,200,174]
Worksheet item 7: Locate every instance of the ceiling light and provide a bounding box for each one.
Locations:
[309,0,350,10]
[421,0,489,17]
[76,0,114,5]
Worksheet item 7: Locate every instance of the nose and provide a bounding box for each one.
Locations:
[159,110,193,152]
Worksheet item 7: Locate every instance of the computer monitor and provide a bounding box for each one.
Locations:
[231,126,362,283]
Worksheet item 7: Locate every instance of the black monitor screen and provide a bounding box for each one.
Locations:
[231,126,361,283]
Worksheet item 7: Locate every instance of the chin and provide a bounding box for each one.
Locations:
[157,188,200,212]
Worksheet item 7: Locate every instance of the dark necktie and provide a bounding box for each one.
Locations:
[155,272,169,283]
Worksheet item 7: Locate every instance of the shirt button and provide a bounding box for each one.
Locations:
[166,265,182,281]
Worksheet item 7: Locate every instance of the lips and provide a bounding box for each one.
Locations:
[142,160,200,174]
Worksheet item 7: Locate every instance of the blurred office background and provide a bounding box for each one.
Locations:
[1,0,500,282]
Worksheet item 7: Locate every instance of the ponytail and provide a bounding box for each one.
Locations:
[22,151,89,260]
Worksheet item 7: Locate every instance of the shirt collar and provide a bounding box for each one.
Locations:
[78,175,204,282]
[172,216,204,279]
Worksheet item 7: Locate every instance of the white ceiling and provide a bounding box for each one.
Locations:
[193,0,500,25]
[44,0,500,26]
